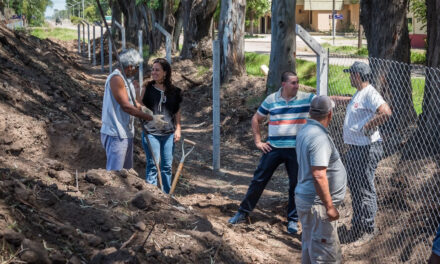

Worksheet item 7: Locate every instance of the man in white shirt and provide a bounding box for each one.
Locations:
[332,61,391,245]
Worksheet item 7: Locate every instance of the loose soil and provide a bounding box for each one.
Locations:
[0,25,438,264]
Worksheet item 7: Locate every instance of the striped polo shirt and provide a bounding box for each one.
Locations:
[257,88,315,148]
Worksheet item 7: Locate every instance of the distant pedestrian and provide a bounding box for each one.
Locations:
[140,58,183,194]
[100,49,153,171]
[228,71,315,235]
[332,61,391,245]
[295,95,346,264]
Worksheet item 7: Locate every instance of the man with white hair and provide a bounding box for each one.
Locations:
[101,48,153,170]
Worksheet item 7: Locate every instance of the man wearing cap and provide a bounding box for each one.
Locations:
[101,48,155,171]
[228,71,315,235]
[295,95,347,264]
[332,61,391,244]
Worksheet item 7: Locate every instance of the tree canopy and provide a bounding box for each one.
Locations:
[5,0,52,25]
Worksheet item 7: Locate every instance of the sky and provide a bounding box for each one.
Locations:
[45,0,67,17]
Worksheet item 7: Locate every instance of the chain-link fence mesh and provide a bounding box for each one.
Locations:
[326,55,440,263]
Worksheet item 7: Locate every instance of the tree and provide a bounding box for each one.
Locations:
[266,0,296,94]
[409,0,427,30]
[7,0,52,25]
[360,1,417,139]
[217,0,246,82]
[411,0,440,155]
[246,0,270,36]
[180,0,219,60]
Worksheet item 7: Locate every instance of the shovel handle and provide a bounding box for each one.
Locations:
[170,162,184,195]
[184,139,196,146]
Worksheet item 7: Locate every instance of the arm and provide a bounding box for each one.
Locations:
[110,76,153,121]
[312,166,339,221]
[330,95,351,106]
[252,113,272,153]
[363,102,392,131]
[174,110,181,142]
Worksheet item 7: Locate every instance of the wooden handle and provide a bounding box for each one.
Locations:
[184,139,196,146]
[169,162,184,195]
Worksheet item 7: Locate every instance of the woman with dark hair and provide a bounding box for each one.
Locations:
[140,58,183,193]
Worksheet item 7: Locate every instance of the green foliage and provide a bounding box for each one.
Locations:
[410,50,426,65]
[84,5,100,22]
[70,16,82,25]
[31,28,80,41]
[246,0,270,22]
[411,77,425,115]
[321,43,369,57]
[136,0,161,9]
[409,0,426,30]
[7,0,52,26]
[245,52,269,76]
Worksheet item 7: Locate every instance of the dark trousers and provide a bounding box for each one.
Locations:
[345,141,383,233]
[239,147,299,223]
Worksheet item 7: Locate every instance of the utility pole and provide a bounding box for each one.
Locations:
[332,0,335,45]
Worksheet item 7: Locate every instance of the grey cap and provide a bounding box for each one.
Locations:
[310,95,335,116]
[343,61,371,76]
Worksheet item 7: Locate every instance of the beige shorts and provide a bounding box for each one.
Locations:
[298,204,342,264]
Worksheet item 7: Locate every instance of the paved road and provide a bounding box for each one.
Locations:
[245,34,368,66]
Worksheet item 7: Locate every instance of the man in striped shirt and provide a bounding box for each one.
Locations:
[228,71,315,234]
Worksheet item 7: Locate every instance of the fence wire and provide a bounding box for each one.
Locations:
[326,55,440,263]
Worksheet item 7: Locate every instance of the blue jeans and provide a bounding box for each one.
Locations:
[239,147,299,223]
[142,132,174,193]
[101,134,133,171]
[433,225,440,257]
[345,141,383,233]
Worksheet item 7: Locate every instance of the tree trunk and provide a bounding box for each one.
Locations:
[360,1,417,140]
[218,0,246,82]
[115,0,143,45]
[181,0,219,60]
[266,0,296,94]
[173,2,184,52]
[411,0,440,155]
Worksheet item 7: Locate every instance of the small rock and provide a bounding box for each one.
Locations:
[83,233,102,247]
[131,190,156,210]
[206,193,215,200]
[0,229,24,246]
[56,170,74,184]
[20,239,50,264]
[68,255,82,264]
[118,169,129,178]
[134,221,146,231]
[85,171,107,186]
[47,169,57,178]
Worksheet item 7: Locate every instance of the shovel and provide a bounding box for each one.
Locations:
[169,139,196,195]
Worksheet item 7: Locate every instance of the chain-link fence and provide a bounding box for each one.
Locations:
[326,55,440,263]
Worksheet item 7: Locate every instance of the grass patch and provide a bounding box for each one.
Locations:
[196,65,209,77]
[245,52,269,76]
[411,77,425,115]
[31,27,79,41]
[410,50,426,65]
[321,43,368,57]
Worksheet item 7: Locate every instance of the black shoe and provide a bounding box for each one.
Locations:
[228,211,248,224]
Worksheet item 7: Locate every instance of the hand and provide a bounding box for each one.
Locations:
[361,126,375,137]
[174,129,181,142]
[256,142,272,154]
[326,205,339,222]
[152,114,167,129]
[141,106,153,115]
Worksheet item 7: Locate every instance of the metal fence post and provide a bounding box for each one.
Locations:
[84,21,91,61]
[82,22,85,56]
[212,40,220,174]
[77,23,81,54]
[109,35,112,73]
[138,30,143,96]
[100,23,104,72]
[93,25,96,66]
[154,23,172,64]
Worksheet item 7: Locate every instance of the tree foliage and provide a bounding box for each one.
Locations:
[409,0,426,29]
[246,0,269,25]
[6,0,52,25]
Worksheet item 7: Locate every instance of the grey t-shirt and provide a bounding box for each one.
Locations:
[295,119,347,211]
